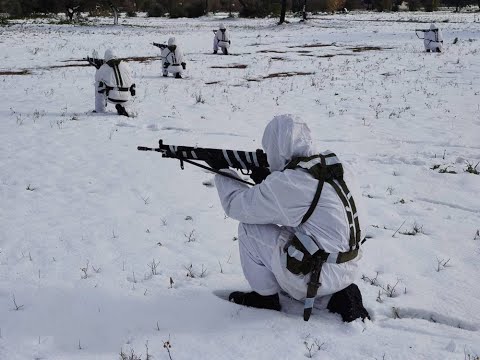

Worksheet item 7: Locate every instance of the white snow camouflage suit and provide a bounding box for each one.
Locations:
[213,25,231,53]
[161,38,186,77]
[424,23,444,52]
[214,115,366,303]
[94,49,135,113]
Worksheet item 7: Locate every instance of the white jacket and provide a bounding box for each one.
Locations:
[214,115,366,300]
[424,24,444,51]
[161,47,185,69]
[95,60,134,103]
[215,30,231,47]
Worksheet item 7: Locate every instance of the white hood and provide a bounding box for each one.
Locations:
[104,49,116,62]
[261,115,316,171]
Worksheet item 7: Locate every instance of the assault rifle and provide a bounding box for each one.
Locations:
[152,43,167,50]
[137,140,269,186]
[85,56,104,69]
[415,28,437,39]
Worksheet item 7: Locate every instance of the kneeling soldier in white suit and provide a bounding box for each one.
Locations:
[95,49,136,117]
[161,37,186,79]
[423,23,444,53]
[211,115,370,322]
[213,23,231,55]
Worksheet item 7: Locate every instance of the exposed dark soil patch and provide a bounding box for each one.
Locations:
[62,56,161,65]
[348,46,392,52]
[270,57,287,61]
[295,50,312,54]
[263,71,314,79]
[123,55,161,63]
[210,64,248,69]
[288,43,336,48]
[205,81,222,85]
[257,49,286,54]
[316,53,356,58]
[50,63,90,69]
[0,70,31,76]
[246,71,316,82]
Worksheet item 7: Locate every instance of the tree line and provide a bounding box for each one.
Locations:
[0,0,478,18]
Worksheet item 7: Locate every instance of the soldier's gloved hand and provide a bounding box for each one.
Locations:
[205,158,229,170]
[229,40,231,44]
[163,62,170,68]
[181,62,186,70]
[250,167,271,184]
[130,84,136,96]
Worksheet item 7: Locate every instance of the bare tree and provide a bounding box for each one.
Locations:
[278,0,287,24]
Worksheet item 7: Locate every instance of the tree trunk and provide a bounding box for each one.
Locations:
[302,0,307,20]
[279,0,287,24]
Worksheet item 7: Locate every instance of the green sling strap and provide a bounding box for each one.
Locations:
[284,151,362,321]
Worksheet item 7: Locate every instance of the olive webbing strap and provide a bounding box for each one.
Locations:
[337,179,361,247]
[300,154,326,224]
[328,179,356,249]
[304,255,324,321]
[301,180,324,224]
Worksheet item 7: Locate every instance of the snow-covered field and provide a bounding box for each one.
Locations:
[1,11,480,360]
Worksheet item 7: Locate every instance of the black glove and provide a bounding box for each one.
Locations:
[205,157,229,170]
[130,84,136,96]
[250,167,271,184]
[229,40,231,44]
[163,62,170,68]
[181,62,186,70]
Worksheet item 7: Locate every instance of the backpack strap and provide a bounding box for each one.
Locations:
[284,152,362,321]
[285,151,343,224]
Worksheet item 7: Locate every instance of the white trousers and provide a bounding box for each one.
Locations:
[424,40,443,52]
[95,86,107,113]
[163,64,183,76]
[95,85,131,114]
[238,222,283,296]
[213,38,230,51]
[238,222,356,307]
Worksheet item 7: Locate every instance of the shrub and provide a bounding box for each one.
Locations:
[373,0,392,11]
[408,0,420,10]
[317,0,347,11]
[239,0,272,17]
[168,5,186,18]
[147,3,166,17]
[185,0,206,17]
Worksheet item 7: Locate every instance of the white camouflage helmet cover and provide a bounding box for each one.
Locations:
[219,23,226,30]
[261,115,317,172]
[168,37,177,46]
[104,49,116,62]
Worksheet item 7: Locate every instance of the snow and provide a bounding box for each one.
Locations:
[1,11,480,360]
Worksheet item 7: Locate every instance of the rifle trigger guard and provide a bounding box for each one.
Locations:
[240,169,251,176]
